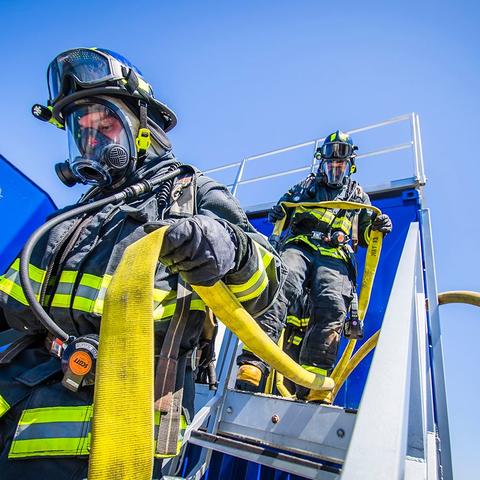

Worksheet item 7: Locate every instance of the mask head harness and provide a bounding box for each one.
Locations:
[32,48,177,187]
[314,130,358,187]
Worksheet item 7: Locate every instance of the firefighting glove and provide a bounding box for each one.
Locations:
[371,214,393,234]
[156,215,239,286]
[268,205,286,224]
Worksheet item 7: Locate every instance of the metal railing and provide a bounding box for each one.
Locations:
[204,112,426,205]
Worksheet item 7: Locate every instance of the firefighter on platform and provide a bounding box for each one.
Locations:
[236,131,392,400]
[0,48,284,479]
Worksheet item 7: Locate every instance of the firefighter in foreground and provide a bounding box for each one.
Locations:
[236,131,392,400]
[0,48,283,479]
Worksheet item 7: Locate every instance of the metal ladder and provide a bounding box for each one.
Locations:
[164,219,449,479]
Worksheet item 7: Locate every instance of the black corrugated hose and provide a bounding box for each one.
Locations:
[19,166,187,341]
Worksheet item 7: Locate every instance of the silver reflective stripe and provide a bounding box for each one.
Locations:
[14,421,90,440]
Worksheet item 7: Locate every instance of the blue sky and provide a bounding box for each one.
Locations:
[0,0,478,477]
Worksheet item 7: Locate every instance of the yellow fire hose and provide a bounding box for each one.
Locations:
[438,290,480,307]
[274,330,295,398]
[271,201,383,402]
[89,226,335,479]
[328,290,480,401]
[89,226,158,479]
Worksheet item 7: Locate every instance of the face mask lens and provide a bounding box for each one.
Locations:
[321,159,350,185]
[65,101,133,186]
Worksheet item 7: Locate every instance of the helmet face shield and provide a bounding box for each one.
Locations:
[48,49,123,103]
[65,99,136,186]
[320,158,351,186]
[320,142,354,159]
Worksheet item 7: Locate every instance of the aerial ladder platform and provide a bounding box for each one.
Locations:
[161,113,453,480]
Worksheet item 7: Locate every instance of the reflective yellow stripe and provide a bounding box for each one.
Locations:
[294,206,335,225]
[292,335,302,346]
[79,272,103,289]
[50,293,71,308]
[0,277,39,305]
[332,216,352,234]
[153,298,206,322]
[154,289,171,303]
[18,406,92,424]
[229,243,274,303]
[286,235,347,261]
[59,270,78,283]
[9,406,187,459]
[92,275,112,315]
[10,259,46,284]
[0,395,10,418]
[0,259,46,305]
[236,273,268,302]
[9,437,91,458]
[286,315,309,327]
[301,364,328,376]
[318,247,348,261]
[72,296,95,312]
[229,244,274,294]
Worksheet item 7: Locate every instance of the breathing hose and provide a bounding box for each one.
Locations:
[18,166,187,342]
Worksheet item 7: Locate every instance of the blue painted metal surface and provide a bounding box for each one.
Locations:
[0,155,56,274]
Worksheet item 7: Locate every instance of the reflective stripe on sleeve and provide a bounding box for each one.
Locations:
[286,315,309,328]
[0,395,10,418]
[291,335,303,346]
[228,242,275,303]
[0,259,46,306]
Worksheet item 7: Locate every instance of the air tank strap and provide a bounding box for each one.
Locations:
[154,278,192,457]
[351,211,359,252]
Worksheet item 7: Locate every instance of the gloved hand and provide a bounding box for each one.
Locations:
[371,214,392,234]
[268,205,286,224]
[158,215,237,286]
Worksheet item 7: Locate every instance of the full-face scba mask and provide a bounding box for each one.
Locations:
[55,96,171,188]
[62,97,136,187]
[315,130,358,187]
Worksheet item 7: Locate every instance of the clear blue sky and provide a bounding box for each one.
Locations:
[0,1,478,477]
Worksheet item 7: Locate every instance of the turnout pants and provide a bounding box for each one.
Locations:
[238,244,354,377]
